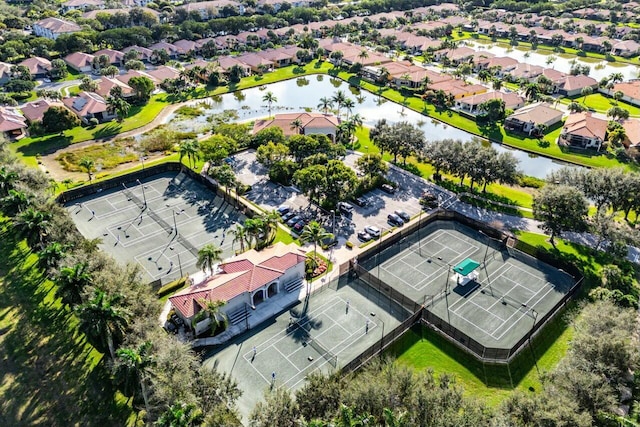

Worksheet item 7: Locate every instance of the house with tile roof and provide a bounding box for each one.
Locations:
[253,112,340,141]
[169,242,306,334]
[33,17,82,40]
[602,80,640,107]
[122,45,154,63]
[21,99,64,123]
[0,107,27,139]
[145,65,180,83]
[62,91,116,123]
[94,48,125,66]
[429,79,488,99]
[61,0,104,12]
[455,91,525,115]
[557,74,598,97]
[611,40,640,58]
[95,77,134,99]
[620,119,640,148]
[505,102,564,135]
[559,112,607,151]
[64,52,95,73]
[19,57,51,78]
[217,56,251,76]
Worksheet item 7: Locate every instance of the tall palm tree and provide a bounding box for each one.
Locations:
[76,288,130,360]
[317,96,334,114]
[78,158,95,182]
[106,96,131,122]
[260,210,280,243]
[262,91,277,117]
[0,166,18,197]
[299,221,333,289]
[48,179,59,195]
[197,299,227,335]
[55,262,93,307]
[290,118,304,134]
[331,90,348,118]
[14,207,52,249]
[230,224,248,253]
[156,402,204,427]
[196,243,223,276]
[179,139,200,169]
[114,341,154,414]
[38,241,67,273]
[342,98,355,120]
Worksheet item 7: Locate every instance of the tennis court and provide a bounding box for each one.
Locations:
[204,275,409,419]
[359,220,576,349]
[66,171,246,283]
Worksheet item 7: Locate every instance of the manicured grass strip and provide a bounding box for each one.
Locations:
[558,93,640,117]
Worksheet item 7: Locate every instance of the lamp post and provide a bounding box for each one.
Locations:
[177,252,183,277]
[173,210,178,235]
[136,179,147,208]
[527,308,540,375]
[330,209,335,237]
[140,154,146,171]
[379,318,386,352]
[478,230,494,297]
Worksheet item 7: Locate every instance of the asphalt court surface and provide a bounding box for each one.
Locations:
[66,171,246,283]
[361,221,575,349]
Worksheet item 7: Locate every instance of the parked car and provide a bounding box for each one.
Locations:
[381,184,395,194]
[286,216,301,227]
[282,211,296,222]
[395,210,411,222]
[353,196,368,207]
[357,230,372,242]
[338,202,354,215]
[387,213,404,226]
[364,225,381,238]
[277,205,290,216]
[293,220,305,233]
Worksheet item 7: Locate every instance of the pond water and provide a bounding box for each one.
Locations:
[164,77,580,178]
[467,40,640,81]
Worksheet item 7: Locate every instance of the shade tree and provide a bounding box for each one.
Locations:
[532,184,588,247]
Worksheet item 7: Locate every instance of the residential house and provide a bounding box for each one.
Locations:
[149,42,179,59]
[504,102,564,135]
[620,119,640,148]
[145,65,180,84]
[603,80,640,107]
[557,75,598,97]
[433,47,475,65]
[176,0,244,20]
[257,49,295,68]
[342,50,391,67]
[558,112,607,150]
[168,242,306,334]
[64,52,95,73]
[474,56,518,75]
[61,91,116,123]
[455,91,525,114]
[93,49,125,67]
[236,52,274,73]
[61,0,104,12]
[541,68,568,93]
[217,56,251,76]
[173,39,198,57]
[0,62,12,84]
[33,17,82,40]
[95,77,135,99]
[611,40,640,58]
[21,99,64,123]
[122,45,154,63]
[507,63,544,81]
[0,107,27,139]
[429,79,488,99]
[19,57,51,78]
[116,69,159,86]
[253,112,340,141]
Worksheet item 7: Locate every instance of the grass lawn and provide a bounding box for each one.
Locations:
[0,218,131,425]
[56,137,138,172]
[559,93,640,117]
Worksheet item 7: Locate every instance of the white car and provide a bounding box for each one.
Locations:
[364,225,381,238]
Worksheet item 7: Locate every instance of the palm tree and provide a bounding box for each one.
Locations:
[106,96,131,122]
[358,49,369,62]
[38,241,67,273]
[609,72,624,84]
[262,91,277,117]
[196,243,223,276]
[317,97,334,114]
[156,402,204,427]
[342,97,355,119]
[581,86,594,104]
[197,298,228,335]
[331,90,348,118]
[79,158,95,182]
[55,262,93,307]
[76,288,130,360]
[179,139,200,169]
[14,207,52,249]
[114,341,154,414]
[260,210,280,243]
[383,408,410,427]
[48,179,59,195]
[299,221,333,289]
[0,166,18,197]
[524,83,540,101]
[1,189,32,216]
[290,118,304,134]
[230,224,248,253]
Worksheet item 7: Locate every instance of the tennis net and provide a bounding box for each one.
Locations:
[290,321,338,368]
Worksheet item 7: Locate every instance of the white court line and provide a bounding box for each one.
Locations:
[449,265,514,314]
[491,284,555,341]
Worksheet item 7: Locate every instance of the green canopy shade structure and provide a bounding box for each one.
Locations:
[453,258,480,276]
[452,258,480,286]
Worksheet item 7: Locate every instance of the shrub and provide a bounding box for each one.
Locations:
[157,276,187,297]
[517,175,545,188]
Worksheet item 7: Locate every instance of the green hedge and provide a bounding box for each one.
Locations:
[157,276,187,298]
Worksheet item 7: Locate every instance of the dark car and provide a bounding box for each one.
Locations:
[282,211,296,222]
[395,210,411,222]
[357,230,372,242]
[338,202,354,215]
[277,205,290,216]
[381,184,395,194]
[353,196,368,207]
[293,220,305,233]
[286,216,302,227]
[387,213,404,226]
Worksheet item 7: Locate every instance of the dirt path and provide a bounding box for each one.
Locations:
[39,102,184,182]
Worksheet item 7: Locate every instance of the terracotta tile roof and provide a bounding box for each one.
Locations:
[62,91,108,116]
[612,81,640,101]
[563,112,607,140]
[95,77,133,98]
[459,91,524,110]
[542,68,568,84]
[173,39,197,54]
[146,65,180,82]
[116,69,158,85]
[19,57,51,75]
[0,107,27,132]
[122,45,153,61]
[64,52,95,69]
[621,119,640,147]
[253,112,339,136]
[34,17,81,33]
[94,48,124,64]
[560,75,598,91]
[169,242,306,318]
[21,99,63,123]
[506,102,564,125]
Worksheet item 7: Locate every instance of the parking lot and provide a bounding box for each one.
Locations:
[231,150,454,245]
